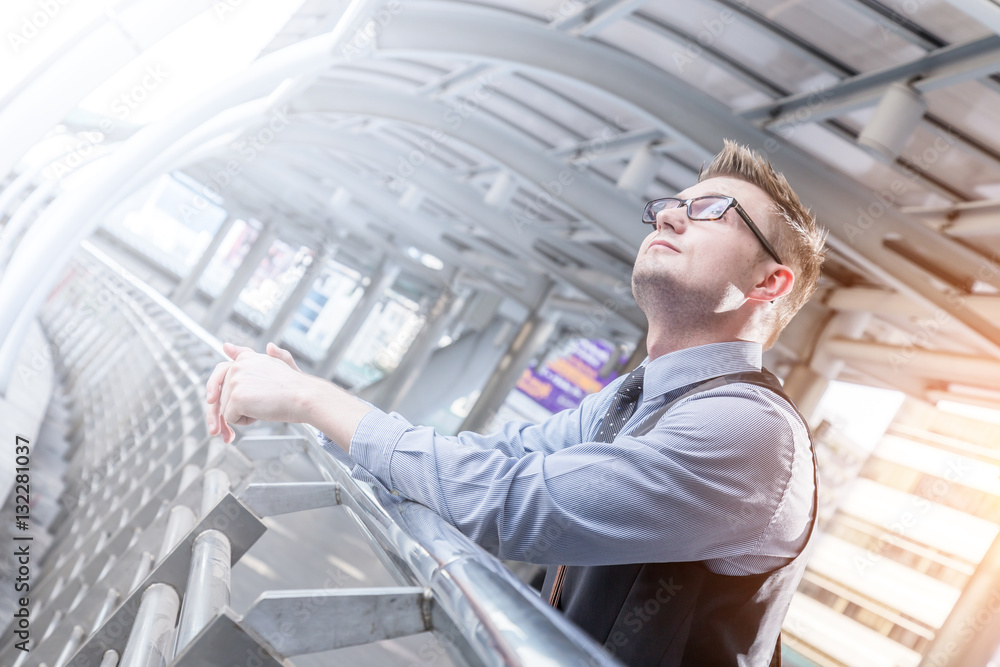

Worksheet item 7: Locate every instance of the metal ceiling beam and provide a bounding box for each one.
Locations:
[837,0,947,51]
[664,0,855,78]
[237,151,538,302]
[632,12,788,98]
[713,0,1000,100]
[267,123,647,328]
[295,95,637,282]
[825,337,1000,387]
[546,128,666,163]
[263,143,566,306]
[903,200,1000,237]
[553,0,650,36]
[740,35,1000,126]
[290,83,646,253]
[825,286,1000,320]
[415,62,492,96]
[366,3,1000,356]
[632,11,976,203]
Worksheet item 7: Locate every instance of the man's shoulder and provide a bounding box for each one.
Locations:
[663,379,808,438]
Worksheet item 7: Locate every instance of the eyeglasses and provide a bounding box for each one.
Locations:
[642,195,783,265]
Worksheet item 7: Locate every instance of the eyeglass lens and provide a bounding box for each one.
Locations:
[645,196,731,222]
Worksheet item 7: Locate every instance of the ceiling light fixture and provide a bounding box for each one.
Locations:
[857,82,927,162]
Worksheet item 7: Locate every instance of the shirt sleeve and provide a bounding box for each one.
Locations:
[347,383,810,566]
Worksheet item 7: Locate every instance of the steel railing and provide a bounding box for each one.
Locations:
[0,240,620,666]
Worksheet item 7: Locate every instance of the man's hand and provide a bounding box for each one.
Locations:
[205,342,314,444]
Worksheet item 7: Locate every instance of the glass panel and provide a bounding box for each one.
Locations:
[197,219,260,298]
[100,173,227,276]
[336,291,425,389]
[233,240,315,330]
[280,258,365,360]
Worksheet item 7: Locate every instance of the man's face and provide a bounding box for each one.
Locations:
[631,176,778,319]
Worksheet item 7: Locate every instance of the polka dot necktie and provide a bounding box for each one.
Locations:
[594,365,646,443]
[548,365,645,609]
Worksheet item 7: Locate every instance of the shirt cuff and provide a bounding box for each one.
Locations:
[348,407,411,489]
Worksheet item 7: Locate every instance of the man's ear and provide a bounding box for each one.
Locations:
[748,265,794,303]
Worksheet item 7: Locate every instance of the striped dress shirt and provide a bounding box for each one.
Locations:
[321,340,815,576]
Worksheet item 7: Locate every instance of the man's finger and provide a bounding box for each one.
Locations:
[217,365,239,443]
[205,361,231,403]
[266,342,301,372]
[223,341,255,361]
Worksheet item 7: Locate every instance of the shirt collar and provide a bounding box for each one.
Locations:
[639,341,763,400]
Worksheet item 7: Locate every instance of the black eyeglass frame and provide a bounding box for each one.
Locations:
[642,196,783,265]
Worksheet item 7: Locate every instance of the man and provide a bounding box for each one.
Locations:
[205,141,826,666]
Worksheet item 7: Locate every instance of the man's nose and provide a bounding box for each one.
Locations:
[656,206,688,232]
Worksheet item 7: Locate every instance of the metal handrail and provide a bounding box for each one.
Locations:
[80,241,621,666]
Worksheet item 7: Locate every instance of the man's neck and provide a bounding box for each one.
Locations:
[645,317,755,360]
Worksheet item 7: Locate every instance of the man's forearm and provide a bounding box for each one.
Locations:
[300,375,374,452]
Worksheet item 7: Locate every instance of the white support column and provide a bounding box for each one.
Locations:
[918,531,1000,667]
[398,184,425,211]
[258,245,331,347]
[781,364,830,425]
[484,171,516,209]
[316,259,399,379]
[460,295,559,433]
[201,225,276,333]
[785,311,871,424]
[824,337,1000,386]
[373,282,470,413]
[0,180,56,267]
[171,216,238,305]
[616,144,658,197]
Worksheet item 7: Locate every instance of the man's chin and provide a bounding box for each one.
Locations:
[632,272,679,311]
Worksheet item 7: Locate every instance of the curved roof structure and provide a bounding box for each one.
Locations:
[4,0,1000,405]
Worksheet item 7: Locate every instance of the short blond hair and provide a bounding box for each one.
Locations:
[698,140,827,348]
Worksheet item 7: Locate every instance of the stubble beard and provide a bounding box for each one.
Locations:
[631,260,717,331]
